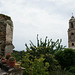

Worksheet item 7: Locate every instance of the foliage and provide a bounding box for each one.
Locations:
[12,35,75,75]
[55,48,75,70]
[69,66,75,73]
[25,34,65,56]
[24,35,62,72]
[21,53,61,75]
[9,57,15,61]
[21,53,49,75]
[21,53,30,75]
[6,53,11,60]
[44,54,61,71]
[12,50,25,62]
[6,55,11,60]
[49,70,75,75]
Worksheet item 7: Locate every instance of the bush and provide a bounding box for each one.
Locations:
[69,66,75,73]
[55,48,75,70]
[49,70,74,75]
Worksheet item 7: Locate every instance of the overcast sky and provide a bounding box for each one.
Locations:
[0,0,75,51]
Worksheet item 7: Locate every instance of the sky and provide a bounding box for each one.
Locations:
[0,0,75,51]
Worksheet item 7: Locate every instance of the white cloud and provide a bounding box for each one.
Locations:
[0,0,75,50]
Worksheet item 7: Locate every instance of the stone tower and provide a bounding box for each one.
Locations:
[0,14,14,56]
[68,16,75,49]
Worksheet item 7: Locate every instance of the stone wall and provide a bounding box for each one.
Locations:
[6,20,13,44]
[0,14,14,56]
[0,22,6,55]
[68,16,75,49]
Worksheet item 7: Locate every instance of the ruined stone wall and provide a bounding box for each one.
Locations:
[6,20,13,44]
[0,22,6,55]
[5,20,14,55]
[0,14,14,56]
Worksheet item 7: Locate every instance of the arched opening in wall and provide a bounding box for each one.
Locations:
[71,22,74,28]
[0,41,1,44]
[72,43,74,46]
[71,33,74,35]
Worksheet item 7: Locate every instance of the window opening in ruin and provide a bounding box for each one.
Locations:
[0,41,1,44]
[71,33,74,35]
[72,43,74,46]
[71,22,74,28]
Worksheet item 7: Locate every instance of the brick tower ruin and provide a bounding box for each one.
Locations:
[68,16,75,49]
[0,14,14,56]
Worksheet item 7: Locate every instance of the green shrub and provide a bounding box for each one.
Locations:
[69,66,75,73]
[55,48,75,70]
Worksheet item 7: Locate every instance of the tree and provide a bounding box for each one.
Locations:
[55,48,75,70]
[24,35,63,73]
[21,54,49,75]
[25,34,65,56]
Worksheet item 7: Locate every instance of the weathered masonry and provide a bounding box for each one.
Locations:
[68,16,75,49]
[0,14,14,56]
